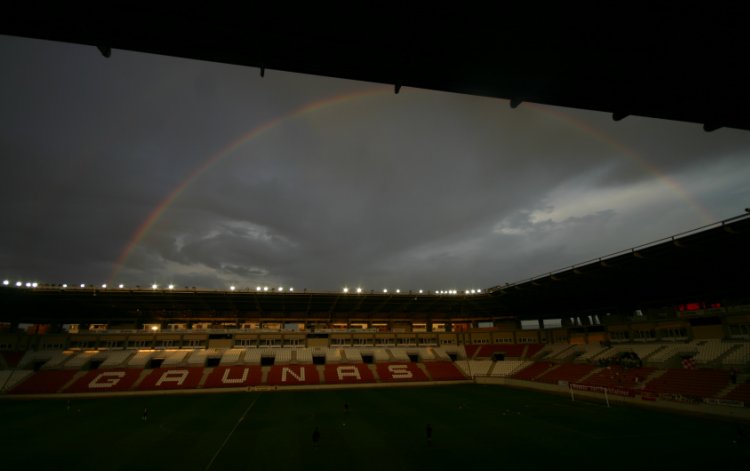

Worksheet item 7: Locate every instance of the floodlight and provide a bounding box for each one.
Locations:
[230,286,236,291]
[152,284,158,290]
[2,280,8,286]
[168,284,174,290]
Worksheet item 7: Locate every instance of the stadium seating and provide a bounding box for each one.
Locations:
[524,344,545,358]
[323,363,374,384]
[64,351,99,369]
[643,368,730,399]
[430,348,452,361]
[534,363,596,384]
[721,343,750,365]
[0,351,26,368]
[647,344,698,363]
[267,364,319,385]
[464,344,481,358]
[275,349,292,364]
[374,363,428,382]
[465,344,535,359]
[423,361,466,381]
[65,368,142,393]
[389,348,411,362]
[17,350,75,369]
[127,350,156,367]
[136,367,203,391]
[343,349,363,363]
[373,349,391,362]
[574,344,608,361]
[455,360,492,377]
[187,349,221,365]
[3,343,743,402]
[10,370,78,394]
[581,366,655,390]
[546,344,578,360]
[490,360,532,377]
[100,350,135,367]
[204,365,262,388]
[595,344,663,362]
[325,348,343,363]
[160,350,191,366]
[511,361,555,381]
[244,349,263,364]
[294,348,313,364]
[691,340,736,364]
[0,369,33,392]
[219,348,245,365]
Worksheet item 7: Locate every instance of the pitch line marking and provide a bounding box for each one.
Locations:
[204,393,262,471]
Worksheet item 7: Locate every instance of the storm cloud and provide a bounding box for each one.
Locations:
[2,35,750,291]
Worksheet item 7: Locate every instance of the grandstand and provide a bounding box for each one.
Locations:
[2,12,750,467]
[1,214,750,430]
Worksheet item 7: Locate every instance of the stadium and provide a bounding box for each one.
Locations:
[2,6,750,470]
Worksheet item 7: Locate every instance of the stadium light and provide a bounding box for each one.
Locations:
[256,286,262,291]
[263,286,268,292]
[168,284,174,290]
[343,287,349,293]
[62,284,68,288]
[25,282,31,287]
[419,289,423,294]
[289,287,294,292]
[396,289,400,293]
[2,280,8,286]
[118,284,124,289]
[356,287,362,293]
[80,283,85,288]
[277,287,283,292]
[230,285,236,291]
[101,284,107,289]
[152,284,158,290]
[383,289,388,293]
[477,289,482,293]
[32,282,38,288]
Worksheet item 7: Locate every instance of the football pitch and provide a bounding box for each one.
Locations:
[1,384,747,470]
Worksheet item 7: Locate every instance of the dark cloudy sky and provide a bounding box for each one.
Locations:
[2,34,750,292]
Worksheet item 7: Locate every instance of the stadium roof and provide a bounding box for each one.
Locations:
[2,214,749,325]
[2,5,749,131]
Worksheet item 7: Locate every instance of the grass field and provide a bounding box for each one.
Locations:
[1,384,748,470]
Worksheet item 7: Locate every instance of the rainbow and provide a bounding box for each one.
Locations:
[109,89,715,283]
[528,103,715,224]
[108,85,391,283]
